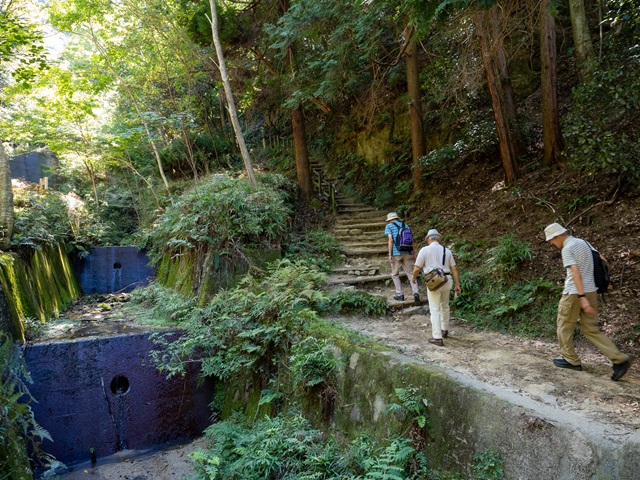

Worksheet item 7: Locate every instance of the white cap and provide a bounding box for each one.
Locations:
[544,223,567,241]
[386,212,399,222]
[427,229,441,238]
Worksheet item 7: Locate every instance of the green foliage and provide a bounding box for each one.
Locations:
[324,290,388,316]
[143,173,294,265]
[454,273,559,338]
[387,387,429,430]
[420,145,456,174]
[563,65,640,184]
[10,182,111,251]
[0,333,55,479]
[485,234,533,279]
[563,194,595,213]
[0,6,48,87]
[470,450,504,480]
[289,336,341,389]
[149,259,328,381]
[193,410,425,480]
[325,152,412,210]
[284,228,342,271]
[21,317,45,342]
[129,281,198,325]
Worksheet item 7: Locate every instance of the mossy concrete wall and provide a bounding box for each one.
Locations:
[157,247,281,305]
[0,244,80,341]
[221,335,640,480]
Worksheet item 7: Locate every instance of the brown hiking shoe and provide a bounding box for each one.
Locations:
[428,338,444,347]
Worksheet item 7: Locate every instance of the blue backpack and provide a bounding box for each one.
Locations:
[394,221,414,253]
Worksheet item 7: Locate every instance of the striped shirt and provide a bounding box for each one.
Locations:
[561,236,597,294]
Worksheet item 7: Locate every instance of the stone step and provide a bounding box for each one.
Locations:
[331,266,379,274]
[335,215,386,225]
[338,204,376,210]
[334,236,382,246]
[339,241,386,249]
[327,271,405,286]
[339,246,388,256]
[333,224,387,235]
[333,221,387,233]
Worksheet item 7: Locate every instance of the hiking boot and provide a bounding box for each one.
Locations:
[553,358,583,371]
[428,338,444,347]
[393,294,405,301]
[612,355,634,381]
[413,293,422,306]
[442,330,449,338]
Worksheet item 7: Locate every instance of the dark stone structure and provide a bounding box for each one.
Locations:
[24,332,214,465]
[76,246,155,294]
[9,150,55,185]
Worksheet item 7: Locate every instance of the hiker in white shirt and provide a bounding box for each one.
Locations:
[412,229,461,346]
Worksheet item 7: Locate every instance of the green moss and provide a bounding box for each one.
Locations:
[156,251,196,296]
[157,246,281,304]
[0,245,80,341]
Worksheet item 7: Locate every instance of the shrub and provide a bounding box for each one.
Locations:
[284,228,343,271]
[324,289,388,316]
[149,259,328,381]
[486,234,532,279]
[11,181,112,252]
[192,410,424,480]
[143,173,294,265]
[563,66,640,184]
[0,333,56,478]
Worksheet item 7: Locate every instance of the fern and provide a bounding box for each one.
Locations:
[0,333,56,478]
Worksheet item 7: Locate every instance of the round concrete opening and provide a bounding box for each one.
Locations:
[110,375,130,396]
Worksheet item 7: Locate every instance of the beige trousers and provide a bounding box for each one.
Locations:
[390,255,419,295]
[557,292,627,365]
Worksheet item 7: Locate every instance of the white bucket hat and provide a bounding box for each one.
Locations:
[386,212,400,222]
[427,228,441,238]
[544,223,567,241]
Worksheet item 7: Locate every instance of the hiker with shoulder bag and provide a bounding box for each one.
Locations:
[384,212,421,306]
[544,223,633,381]
[412,229,461,346]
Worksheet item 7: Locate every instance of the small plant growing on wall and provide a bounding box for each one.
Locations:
[0,333,57,478]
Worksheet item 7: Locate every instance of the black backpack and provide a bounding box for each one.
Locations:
[585,241,610,294]
[393,221,413,253]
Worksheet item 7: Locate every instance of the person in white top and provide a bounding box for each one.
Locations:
[412,229,461,346]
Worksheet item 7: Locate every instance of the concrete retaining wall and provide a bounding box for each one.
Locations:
[75,246,155,294]
[223,338,640,479]
[339,349,640,479]
[24,332,214,466]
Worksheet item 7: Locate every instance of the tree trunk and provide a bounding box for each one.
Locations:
[292,106,313,202]
[0,143,14,250]
[568,0,596,81]
[489,5,525,155]
[540,0,564,167]
[281,0,313,203]
[208,0,257,188]
[474,10,520,185]
[406,36,425,193]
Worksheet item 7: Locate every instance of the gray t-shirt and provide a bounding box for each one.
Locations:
[561,236,597,294]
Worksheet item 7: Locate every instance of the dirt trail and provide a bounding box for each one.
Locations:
[337,305,640,430]
[327,190,640,434]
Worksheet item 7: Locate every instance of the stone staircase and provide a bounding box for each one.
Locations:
[326,192,421,308]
